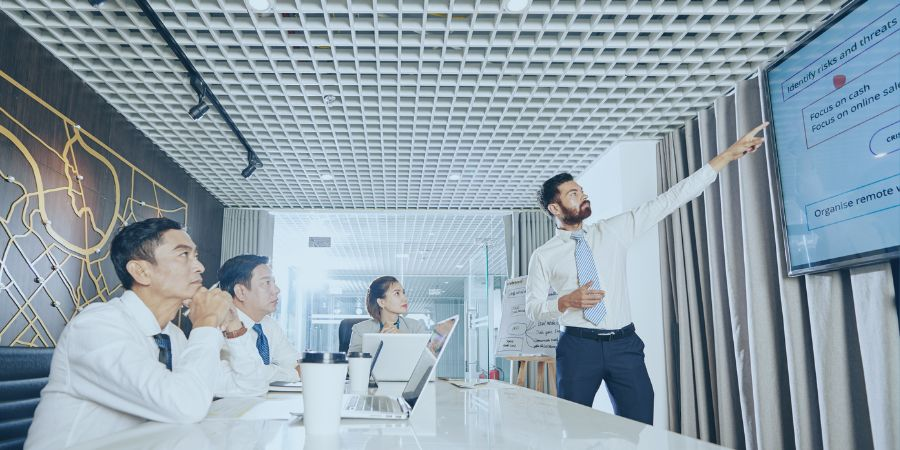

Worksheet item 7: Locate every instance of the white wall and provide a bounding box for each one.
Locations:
[577,139,667,427]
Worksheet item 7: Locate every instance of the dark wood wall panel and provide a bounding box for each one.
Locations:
[0,12,225,346]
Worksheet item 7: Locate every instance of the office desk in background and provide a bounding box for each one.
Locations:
[71,381,726,449]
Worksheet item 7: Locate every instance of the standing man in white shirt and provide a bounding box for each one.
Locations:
[26,218,266,450]
[218,254,302,384]
[526,122,768,425]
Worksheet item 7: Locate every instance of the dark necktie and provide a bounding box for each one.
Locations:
[152,333,172,370]
[253,324,270,365]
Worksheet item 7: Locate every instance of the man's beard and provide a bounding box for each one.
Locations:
[559,201,592,225]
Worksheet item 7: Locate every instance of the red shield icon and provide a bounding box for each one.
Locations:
[833,74,847,89]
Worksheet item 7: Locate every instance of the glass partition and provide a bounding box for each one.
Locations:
[270,211,506,378]
[465,241,508,383]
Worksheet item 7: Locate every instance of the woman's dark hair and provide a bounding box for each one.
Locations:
[110,217,183,289]
[218,254,269,297]
[365,276,399,322]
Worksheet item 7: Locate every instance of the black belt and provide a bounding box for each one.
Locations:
[563,323,635,341]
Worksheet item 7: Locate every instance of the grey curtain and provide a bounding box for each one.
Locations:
[504,210,555,277]
[658,78,899,450]
[220,208,275,263]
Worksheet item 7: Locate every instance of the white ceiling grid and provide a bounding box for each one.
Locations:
[1,0,841,208]
[272,210,507,276]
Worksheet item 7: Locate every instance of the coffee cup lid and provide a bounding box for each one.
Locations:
[346,352,372,358]
[301,352,348,364]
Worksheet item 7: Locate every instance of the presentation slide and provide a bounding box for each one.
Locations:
[766,0,900,274]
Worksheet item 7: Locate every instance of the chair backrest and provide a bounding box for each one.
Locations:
[338,318,368,353]
[0,346,54,450]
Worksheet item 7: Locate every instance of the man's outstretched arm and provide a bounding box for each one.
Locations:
[708,122,768,171]
[604,122,769,243]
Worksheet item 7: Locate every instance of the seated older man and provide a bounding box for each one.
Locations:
[26,218,266,450]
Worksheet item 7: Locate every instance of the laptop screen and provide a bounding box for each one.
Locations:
[401,315,459,408]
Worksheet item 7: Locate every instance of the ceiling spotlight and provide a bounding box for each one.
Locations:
[323,94,336,107]
[246,0,274,12]
[241,163,257,178]
[503,0,530,13]
[241,151,263,178]
[448,173,462,181]
[320,173,334,181]
[187,75,209,120]
[188,96,209,121]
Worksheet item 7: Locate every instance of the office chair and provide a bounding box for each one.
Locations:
[0,347,54,450]
[338,318,368,353]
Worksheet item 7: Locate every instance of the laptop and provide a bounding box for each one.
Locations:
[362,333,430,381]
[342,315,459,419]
[366,341,383,390]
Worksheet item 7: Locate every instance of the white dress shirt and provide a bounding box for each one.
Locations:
[220,308,301,385]
[526,164,718,330]
[25,291,266,450]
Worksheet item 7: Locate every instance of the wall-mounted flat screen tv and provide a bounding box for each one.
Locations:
[762,0,900,276]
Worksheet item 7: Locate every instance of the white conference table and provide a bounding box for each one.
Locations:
[73,380,728,450]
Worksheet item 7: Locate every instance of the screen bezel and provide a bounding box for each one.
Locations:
[760,0,900,277]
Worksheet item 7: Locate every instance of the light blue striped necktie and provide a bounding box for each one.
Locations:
[571,230,607,325]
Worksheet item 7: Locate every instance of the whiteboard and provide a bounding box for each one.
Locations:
[495,276,560,358]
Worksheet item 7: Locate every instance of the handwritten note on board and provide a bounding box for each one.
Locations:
[495,277,560,358]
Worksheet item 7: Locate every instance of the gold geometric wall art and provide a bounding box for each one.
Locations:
[0,69,189,347]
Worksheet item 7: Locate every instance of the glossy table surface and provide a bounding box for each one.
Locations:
[72,380,727,449]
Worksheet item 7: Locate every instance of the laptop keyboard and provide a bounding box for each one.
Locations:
[345,395,398,413]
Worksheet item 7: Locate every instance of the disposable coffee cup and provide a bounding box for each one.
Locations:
[346,352,373,394]
[300,352,348,435]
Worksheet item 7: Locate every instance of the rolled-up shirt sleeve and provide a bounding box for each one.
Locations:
[525,251,561,322]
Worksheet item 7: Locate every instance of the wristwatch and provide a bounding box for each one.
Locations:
[223,323,247,339]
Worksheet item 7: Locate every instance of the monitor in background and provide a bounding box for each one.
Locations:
[762,0,900,276]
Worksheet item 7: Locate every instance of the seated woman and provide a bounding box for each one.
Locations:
[348,276,427,353]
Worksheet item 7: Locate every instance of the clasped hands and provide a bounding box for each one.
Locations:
[380,322,400,334]
[184,287,242,332]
